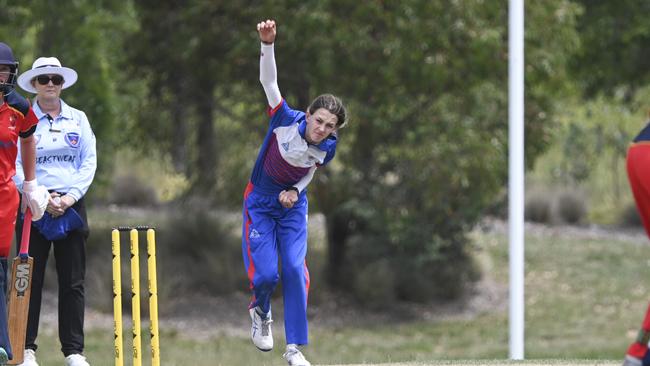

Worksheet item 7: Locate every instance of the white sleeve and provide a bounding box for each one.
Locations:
[293,166,317,193]
[259,43,282,109]
[67,112,97,201]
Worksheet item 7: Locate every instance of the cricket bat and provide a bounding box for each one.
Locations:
[7,210,34,365]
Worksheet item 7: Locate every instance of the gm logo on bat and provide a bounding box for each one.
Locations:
[14,263,31,296]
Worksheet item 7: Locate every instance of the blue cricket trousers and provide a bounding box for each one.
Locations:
[242,182,310,345]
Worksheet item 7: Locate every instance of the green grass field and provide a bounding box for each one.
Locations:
[27,220,645,366]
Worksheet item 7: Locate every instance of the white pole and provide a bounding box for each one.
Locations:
[508,0,525,360]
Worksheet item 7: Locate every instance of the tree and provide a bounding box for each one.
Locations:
[274,0,581,301]
[127,0,264,198]
[126,0,581,302]
[570,0,650,97]
[0,0,136,198]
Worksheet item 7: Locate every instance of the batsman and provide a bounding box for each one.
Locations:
[241,19,347,366]
[623,115,650,366]
[0,42,48,364]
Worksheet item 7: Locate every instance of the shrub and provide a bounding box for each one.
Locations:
[158,206,244,295]
[337,204,481,304]
[108,174,159,207]
[482,190,508,219]
[85,205,244,313]
[525,193,552,223]
[619,203,643,228]
[352,259,396,309]
[555,189,587,224]
[394,237,480,302]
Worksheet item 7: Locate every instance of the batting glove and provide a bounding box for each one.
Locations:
[22,179,49,221]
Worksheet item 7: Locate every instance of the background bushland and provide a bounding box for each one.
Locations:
[2,0,649,304]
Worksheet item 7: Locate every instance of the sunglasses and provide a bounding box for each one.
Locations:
[36,75,64,86]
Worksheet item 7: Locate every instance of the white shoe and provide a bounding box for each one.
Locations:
[0,347,7,366]
[283,345,311,366]
[250,307,273,351]
[623,355,643,366]
[64,354,89,366]
[17,349,38,366]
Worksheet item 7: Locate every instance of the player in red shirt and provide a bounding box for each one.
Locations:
[623,116,650,366]
[0,42,48,364]
[622,115,650,366]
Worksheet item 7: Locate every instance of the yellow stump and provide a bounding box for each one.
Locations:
[111,229,123,366]
[147,229,160,366]
[130,229,142,366]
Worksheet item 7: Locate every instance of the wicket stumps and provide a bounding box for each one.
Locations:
[112,226,160,366]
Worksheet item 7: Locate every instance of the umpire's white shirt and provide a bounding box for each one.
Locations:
[14,99,97,201]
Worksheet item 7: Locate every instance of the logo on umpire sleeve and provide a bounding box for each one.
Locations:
[249,229,260,239]
[64,132,80,148]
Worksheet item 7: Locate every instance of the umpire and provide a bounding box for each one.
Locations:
[13,56,96,366]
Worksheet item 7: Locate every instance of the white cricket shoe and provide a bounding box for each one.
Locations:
[64,354,89,366]
[0,347,7,366]
[283,344,311,366]
[250,307,273,351]
[17,349,38,366]
[623,355,643,366]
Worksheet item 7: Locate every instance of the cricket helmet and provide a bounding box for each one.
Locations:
[0,42,19,95]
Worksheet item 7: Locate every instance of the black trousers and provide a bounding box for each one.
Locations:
[15,198,88,356]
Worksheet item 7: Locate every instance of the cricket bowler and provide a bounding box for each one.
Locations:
[241,19,347,366]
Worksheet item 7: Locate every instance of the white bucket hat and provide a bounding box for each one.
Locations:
[17,57,78,94]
